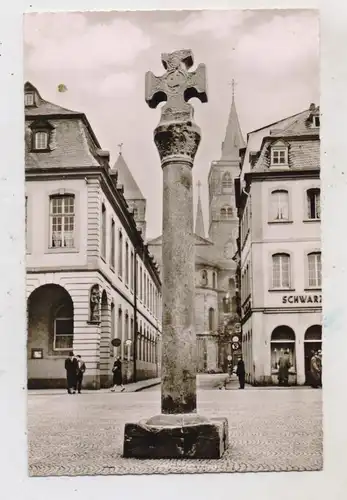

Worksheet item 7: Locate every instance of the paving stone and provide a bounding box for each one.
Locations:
[27,387,323,476]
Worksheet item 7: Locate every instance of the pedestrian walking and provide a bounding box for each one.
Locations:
[310,351,321,388]
[110,356,125,392]
[76,355,86,394]
[278,350,291,386]
[236,355,246,389]
[64,351,78,394]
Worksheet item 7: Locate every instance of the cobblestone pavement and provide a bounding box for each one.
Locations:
[28,383,322,476]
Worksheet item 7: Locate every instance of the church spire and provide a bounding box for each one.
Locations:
[195,180,205,238]
[221,79,246,161]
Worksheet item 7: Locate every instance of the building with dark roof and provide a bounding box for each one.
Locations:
[25,82,162,389]
[235,104,321,386]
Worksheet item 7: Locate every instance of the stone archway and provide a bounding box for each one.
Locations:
[100,290,111,388]
[27,283,74,389]
[304,325,322,384]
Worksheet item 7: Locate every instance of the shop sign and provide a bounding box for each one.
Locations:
[282,294,322,305]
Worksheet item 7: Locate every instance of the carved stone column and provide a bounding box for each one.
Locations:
[123,50,228,459]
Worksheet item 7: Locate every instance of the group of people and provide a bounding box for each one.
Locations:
[64,352,86,394]
[64,353,125,394]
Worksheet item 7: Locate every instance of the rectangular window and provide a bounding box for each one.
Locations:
[307,189,320,220]
[272,254,290,289]
[308,253,322,288]
[140,267,143,301]
[54,318,73,350]
[25,93,34,106]
[35,131,48,150]
[271,149,287,165]
[130,250,134,291]
[101,204,106,259]
[144,273,147,306]
[118,231,123,278]
[125,242,129,286]
[110,219,115,269]
[50,195,75,248]
[271,190,289,221]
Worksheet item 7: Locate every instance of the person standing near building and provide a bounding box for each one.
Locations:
[236,355,246,389]
[111,356,125,392]
[278,350,291,386]
[64,351,78,394]
[310,351,321,388]
[76,355,86,394]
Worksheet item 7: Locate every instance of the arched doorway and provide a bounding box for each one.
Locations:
[304,325,322,384]
[270,326,296,383]
[27,284,74,388]
[100,290,110,388]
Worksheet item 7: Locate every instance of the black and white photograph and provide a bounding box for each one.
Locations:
[24,9,322,476]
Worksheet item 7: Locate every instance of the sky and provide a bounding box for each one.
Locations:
[24,9,319,240]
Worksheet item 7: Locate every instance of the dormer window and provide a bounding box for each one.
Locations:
[271,149,287,165]
[270,140,289,168]
[29,119,54,152]
[34,131,49,150]
[25,92,34,106]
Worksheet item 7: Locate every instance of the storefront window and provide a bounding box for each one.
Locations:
[270,326,296,373]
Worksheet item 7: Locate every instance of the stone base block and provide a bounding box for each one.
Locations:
[123,413,228,459]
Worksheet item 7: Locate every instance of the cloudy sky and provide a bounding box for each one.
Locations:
[24,9,319,240]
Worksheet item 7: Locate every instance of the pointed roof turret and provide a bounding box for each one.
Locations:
[111,144,145,200]
[195,180,205,238]
[221,80,246,161]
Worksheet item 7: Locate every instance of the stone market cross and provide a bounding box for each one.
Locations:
[145,49,207,124]
[123,49,228,459]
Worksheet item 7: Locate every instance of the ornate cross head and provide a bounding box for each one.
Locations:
[145,49,208,124]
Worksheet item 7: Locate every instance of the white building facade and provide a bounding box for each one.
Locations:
[236,104,321,385]
[25,82,162,389]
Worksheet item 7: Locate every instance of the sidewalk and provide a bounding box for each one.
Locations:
[223,375,317,390]
[28,377,161,395]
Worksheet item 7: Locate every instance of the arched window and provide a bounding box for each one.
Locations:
[308,252,321,288]
[270,190,289,221]
[201,270,208,286]
[50,195,75,249]
[53,302,73,351]
[222,172,233,192]
[307,188,320,220]
[220,205,233,219]
[272,253,290,289]
[208,307,215,331]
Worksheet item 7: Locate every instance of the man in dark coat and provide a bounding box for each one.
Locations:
[236,356,246,389]
[310,351,321,388]
[76,355,86,394]
[65,351,78,394]
[278,350,291,386]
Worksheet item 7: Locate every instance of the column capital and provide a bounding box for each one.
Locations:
[154,120,201,166]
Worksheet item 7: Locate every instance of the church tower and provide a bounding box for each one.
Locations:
[208,82,245,256]
[111,146,147,239]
